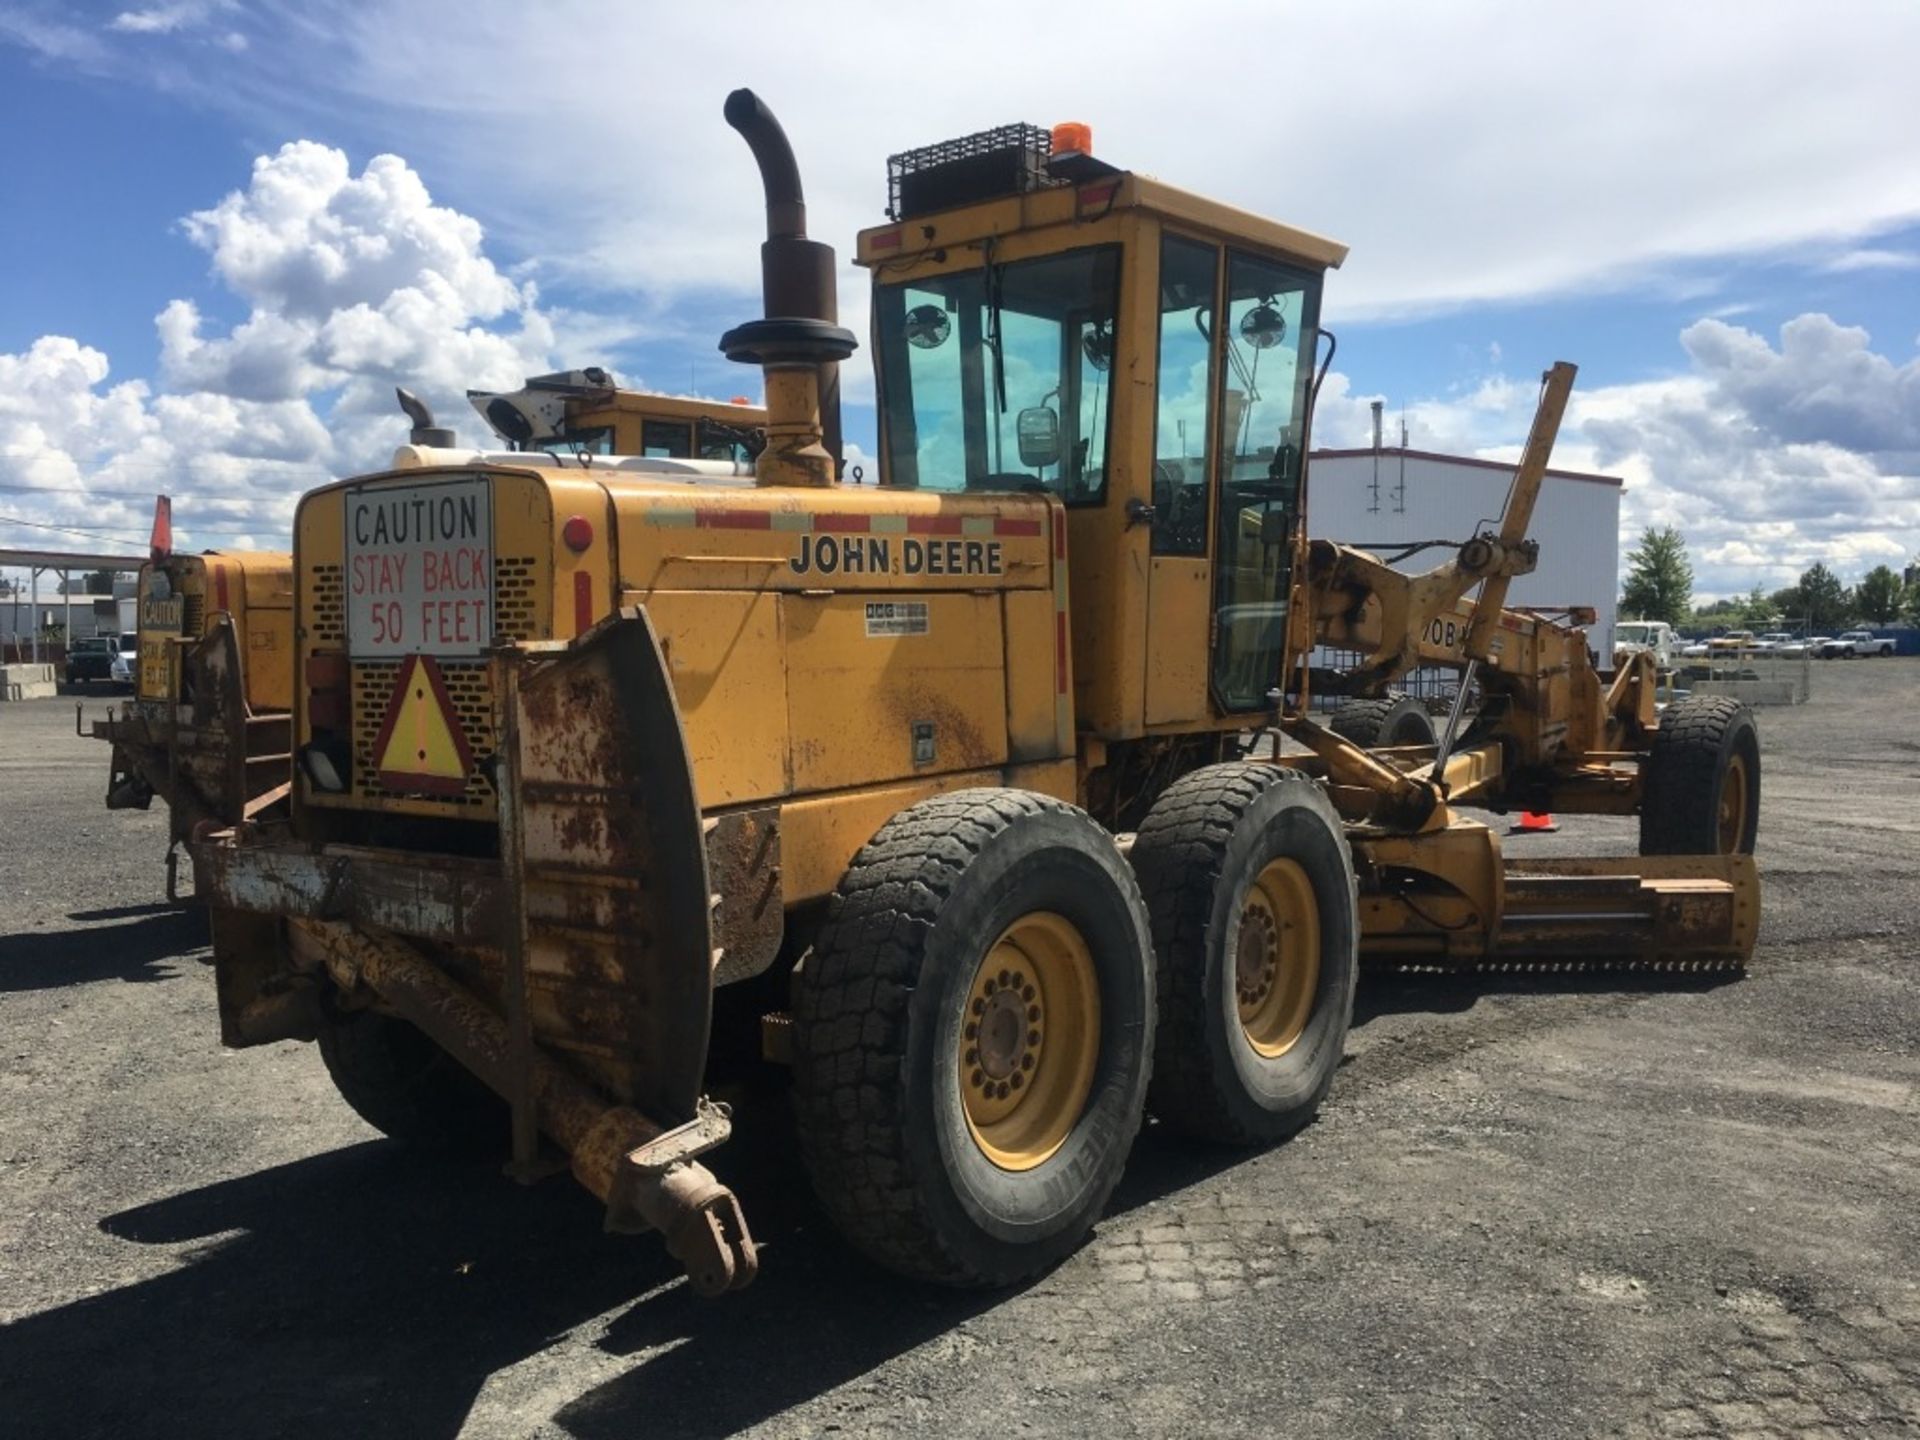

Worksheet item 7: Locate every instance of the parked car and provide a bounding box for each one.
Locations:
[1614,620,1678,670]
[64,635,119,687]
[1680,637,1711,659]
[108,631,138,690]
[1754,632,1795,652]
[1817,630,1898,658]
[1773,635,1815,657]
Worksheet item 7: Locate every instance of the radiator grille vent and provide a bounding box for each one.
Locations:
[310,564,343,644]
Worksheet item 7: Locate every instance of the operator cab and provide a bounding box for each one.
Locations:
[858,124,1346,733]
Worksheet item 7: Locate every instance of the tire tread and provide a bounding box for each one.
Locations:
[1640,694,1759,855]
[792,788,1146,1286]
[1132,764,1342,1144]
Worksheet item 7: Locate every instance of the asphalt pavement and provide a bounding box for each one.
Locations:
[1,664,1916,1439]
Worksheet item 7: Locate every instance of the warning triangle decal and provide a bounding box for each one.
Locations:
[372,653,476,798]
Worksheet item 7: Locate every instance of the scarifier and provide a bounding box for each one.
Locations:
[192,91,1760,1294]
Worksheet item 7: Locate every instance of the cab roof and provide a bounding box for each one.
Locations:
[856,171,1348,273]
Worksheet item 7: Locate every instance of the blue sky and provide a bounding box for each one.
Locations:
[3,1,1918,598]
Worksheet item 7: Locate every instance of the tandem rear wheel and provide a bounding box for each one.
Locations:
[791,788,1155,1287]
[1131,764,1359,1145]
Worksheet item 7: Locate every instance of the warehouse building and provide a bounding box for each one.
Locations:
[1307,438,1623,658]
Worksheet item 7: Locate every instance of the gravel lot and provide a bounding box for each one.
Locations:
[3,664,1917,1439]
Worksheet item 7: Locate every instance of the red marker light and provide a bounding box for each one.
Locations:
[562,515,594,553]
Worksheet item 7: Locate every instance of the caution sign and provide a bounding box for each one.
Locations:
[371,653,475,797]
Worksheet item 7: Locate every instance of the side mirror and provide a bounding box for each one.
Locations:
[1017,406,1061,470]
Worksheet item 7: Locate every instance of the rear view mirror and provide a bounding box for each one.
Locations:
[1017,407,1061,470]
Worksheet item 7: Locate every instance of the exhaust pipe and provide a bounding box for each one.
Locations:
[396,387,456,448]
[718,89,857,487]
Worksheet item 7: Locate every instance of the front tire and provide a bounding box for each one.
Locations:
[791,789,1154,1286]
[1640,695,1761,855]
[1132,764,1358,1146]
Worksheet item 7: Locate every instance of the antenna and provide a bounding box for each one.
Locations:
[1368,400,1383,514]
[1394,409,1409,513]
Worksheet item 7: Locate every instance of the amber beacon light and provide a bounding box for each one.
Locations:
[1050,121,1093,156]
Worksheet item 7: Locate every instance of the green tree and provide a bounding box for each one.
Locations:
[1854,564,1905,624]
[1767,586,1802,623]
[84,568,116,596]
[1619,526,1693,625]
[1797,562,1850,630]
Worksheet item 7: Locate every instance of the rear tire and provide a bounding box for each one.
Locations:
[791,789,1154,1286]
[1132,764,1358,1145]
[1640,695,1761,855]
[1329,694,1436,748]
[316,1005,506,1153]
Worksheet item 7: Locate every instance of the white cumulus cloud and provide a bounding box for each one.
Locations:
[1321,317,1920,600]
[0,142,561,554]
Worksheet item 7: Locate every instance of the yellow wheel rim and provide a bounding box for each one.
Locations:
[1718,752,1750,854]
[1236,858,1320,1058]
[958,912,1100,1173]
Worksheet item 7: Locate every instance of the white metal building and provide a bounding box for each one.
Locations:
[1307,445,1623,657]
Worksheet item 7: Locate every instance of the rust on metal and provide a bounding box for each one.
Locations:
[301,919,757,1294]
[707,806,785,984]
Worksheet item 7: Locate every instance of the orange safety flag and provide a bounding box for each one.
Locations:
[150,494,173,561]
[371,653,475,797]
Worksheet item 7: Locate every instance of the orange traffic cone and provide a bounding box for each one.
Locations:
[1510,810,1559,834]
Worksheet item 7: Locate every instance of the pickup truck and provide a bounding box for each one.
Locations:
[64,635,119,687]
[107,631,138,690]
[1707,630,1758,654]
[1816,631,1898,658]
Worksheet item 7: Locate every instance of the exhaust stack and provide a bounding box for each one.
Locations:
[718,89,857,487]
[396,387,457,448]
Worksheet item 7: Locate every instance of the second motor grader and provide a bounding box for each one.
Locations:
[192,93,1759,1296]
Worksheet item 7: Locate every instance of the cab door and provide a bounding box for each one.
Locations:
[1142,234,1220,725]
[1209,251,1321,713]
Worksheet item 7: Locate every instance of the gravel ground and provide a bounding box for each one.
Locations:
[2,664,1917,1439]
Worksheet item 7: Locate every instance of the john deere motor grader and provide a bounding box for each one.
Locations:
[88,524,297,897]
[193,91,1760,1296]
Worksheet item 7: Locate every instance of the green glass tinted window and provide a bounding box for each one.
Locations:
[876,246,1120,503]
[1152,235,1219,557]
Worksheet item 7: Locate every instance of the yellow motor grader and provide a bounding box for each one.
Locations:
[88,532,297,897]
[192,92,1759,1296]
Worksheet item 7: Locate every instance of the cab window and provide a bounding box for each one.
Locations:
[876,246,1120,503]
[642,420,693,458]
[536,426,612,457]
[1152,235,1219,557]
